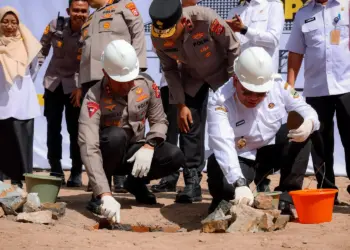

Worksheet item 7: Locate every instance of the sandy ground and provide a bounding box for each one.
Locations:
[0,172,349,250]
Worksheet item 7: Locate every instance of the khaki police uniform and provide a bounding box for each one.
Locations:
[150,3,240,202]
[206,77,319,205]
[79,0,147,95]
[78,74,184,196]
[152,6,240,105]
[38,17,83,180]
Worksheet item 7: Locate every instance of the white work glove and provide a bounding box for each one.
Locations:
[127,146,154,178]
[101,195,121,223]
[233,186,254,206]
[287,119,313,142]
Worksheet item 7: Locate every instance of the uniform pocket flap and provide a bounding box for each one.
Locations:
[301,19,320,33]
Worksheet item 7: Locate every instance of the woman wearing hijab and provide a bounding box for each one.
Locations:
[0,6,42,187]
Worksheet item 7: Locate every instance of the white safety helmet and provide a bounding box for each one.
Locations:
[101,40,139,82]
[234,47,276,93]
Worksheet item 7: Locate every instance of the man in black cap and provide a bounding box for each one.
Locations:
[150,0,240,203]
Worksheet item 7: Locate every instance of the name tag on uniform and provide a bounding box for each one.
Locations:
[330,30,341,45]
[236,120,245,127]
[305,17,316,23]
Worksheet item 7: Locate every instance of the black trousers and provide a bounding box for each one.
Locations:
[306,93,350,188]
[207,124,311,204]
[44,84,82,175]
[159,85,208,184]
[100,126,184,182]
[0,118,34,181]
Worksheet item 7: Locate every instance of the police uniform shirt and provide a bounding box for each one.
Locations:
[79,0,147,85]
[227,0,285,71]
[286,0,350,97]
[152,6,240,104]
[78,75,168,195]
[38,18,82,94]
[207,77,320,184]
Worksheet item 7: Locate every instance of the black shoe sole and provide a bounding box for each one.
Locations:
[175,196,203,203]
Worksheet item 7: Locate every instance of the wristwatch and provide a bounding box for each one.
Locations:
[240,26,248,35]
[146,139,158,147]
[234,177,247,188]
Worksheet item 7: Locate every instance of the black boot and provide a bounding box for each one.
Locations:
[151,178,177,193]
[67,173,82,187]
[86,195,102,215]
[67,162,82,187]
[256,178,271,192]
[278,200,295,220]
[124,176,157,204]
[175,168,202,203]
[113,175,128,193]
[49,160,66,186]
[347,185,350,195]
[0,171,3,182]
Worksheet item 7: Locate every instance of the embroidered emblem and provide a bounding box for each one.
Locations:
[103,13,113,19]
[87,102,99,118]
[200,46,209,53]
[192,32,204,40]
[103,22,111,29]
[152,83,160,98]
[205,51,212,58]
[125,2,139,16]
[237,137,247,149]
[136,94,149,102]
[215,106,227,112]
[210,19,225,35]
[290,88,300,98]
[105,104,116,111]
[135,87,143,95]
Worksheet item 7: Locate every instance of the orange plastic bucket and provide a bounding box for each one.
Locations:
[289,189,338,224]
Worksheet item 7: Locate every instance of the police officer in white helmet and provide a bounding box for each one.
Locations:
[78,40,185,219]
[206,47,320,215]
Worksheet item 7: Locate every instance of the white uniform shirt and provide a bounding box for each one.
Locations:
[207,77,320,185]
[0,62,41,120]
[227,0,285,71]
[286,0,350,97]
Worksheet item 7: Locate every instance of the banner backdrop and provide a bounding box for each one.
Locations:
[0,0,346,176]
